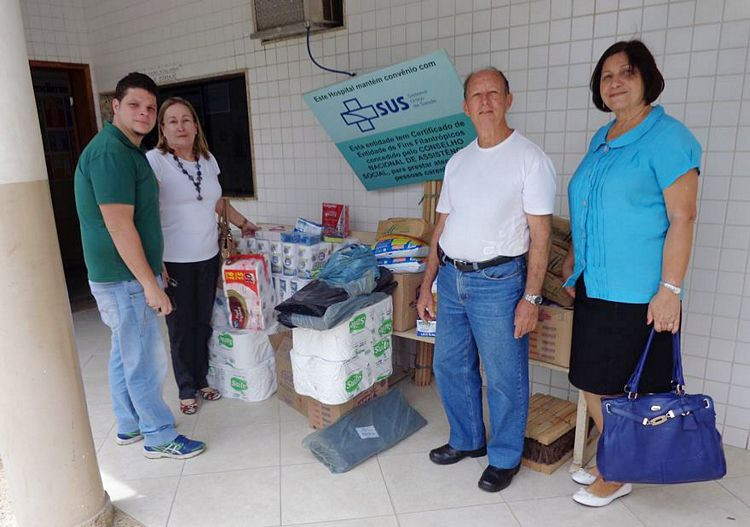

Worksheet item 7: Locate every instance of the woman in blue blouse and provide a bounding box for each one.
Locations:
[562,40,700,507]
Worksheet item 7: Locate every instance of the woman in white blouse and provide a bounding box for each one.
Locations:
[147,97,255,415]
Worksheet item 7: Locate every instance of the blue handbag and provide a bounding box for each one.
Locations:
[597,329,727,484]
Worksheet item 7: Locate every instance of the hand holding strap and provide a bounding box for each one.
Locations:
[625,329,683,396]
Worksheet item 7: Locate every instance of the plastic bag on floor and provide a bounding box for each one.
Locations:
[302,389,427,473]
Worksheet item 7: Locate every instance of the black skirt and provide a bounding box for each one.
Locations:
[568,279,676,395]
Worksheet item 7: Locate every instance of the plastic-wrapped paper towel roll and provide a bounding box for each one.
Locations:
[208,327,274,370]
[206,356,277,402]
[292,296,393,362]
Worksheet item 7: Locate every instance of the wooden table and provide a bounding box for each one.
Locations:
[393,328,597,472]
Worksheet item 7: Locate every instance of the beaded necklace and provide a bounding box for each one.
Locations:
[170,149,203,200]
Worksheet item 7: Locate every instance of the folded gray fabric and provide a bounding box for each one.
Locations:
[284,292,388,331]
[302,389,427,473]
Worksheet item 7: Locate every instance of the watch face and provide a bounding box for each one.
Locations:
[534,295,543,305]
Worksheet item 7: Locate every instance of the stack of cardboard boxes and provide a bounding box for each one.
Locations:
[529,217,575,368]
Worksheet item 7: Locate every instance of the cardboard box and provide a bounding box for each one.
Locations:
[547,243,568,277]
[322,202,350,237]
[551,216,571,249]
[542,271,574,308]
[528,304,573,368]
[271,331,309,417]
[376,218,434,244]
[391,272,425,331]
[307,379,389,429]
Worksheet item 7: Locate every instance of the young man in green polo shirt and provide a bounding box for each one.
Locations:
[75,72,205,459]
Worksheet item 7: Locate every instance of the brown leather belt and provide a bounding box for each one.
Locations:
[438,246,522,272]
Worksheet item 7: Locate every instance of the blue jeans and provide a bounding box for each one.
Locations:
[89,278,177,447]
[433,258,529,468]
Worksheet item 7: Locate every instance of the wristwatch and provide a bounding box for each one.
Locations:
[524,293,543,305]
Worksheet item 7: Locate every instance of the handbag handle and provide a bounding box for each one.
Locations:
[625,329,683,397]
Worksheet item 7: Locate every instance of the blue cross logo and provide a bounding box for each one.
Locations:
[340,98,379,132]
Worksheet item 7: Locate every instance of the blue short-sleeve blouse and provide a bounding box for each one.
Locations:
[563,105,702,303]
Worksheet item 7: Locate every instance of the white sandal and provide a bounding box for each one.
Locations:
[570,467,597,485]
[572,483,632,507]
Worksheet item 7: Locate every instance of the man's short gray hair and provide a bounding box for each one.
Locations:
[463,67,510,99]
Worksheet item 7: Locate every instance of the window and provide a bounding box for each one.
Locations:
[251,0,344,43]
[143,74,255,198]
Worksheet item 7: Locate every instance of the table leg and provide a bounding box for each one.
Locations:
[414,341,434,386]
[571,389,588,472]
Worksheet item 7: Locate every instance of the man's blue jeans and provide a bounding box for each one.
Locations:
[433,257,529,469]
[89,278,177,447]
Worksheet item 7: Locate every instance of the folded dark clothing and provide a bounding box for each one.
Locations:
[275,279,348,317]
[278,292,389,330]
[275,267,395,319]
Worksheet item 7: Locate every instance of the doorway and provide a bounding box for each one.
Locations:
[30,61,97,311]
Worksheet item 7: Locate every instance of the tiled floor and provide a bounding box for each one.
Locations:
[74,308,750,527]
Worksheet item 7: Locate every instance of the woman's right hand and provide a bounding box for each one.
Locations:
[562,247,576,299]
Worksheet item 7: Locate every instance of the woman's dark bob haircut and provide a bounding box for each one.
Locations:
[590,40,665,112]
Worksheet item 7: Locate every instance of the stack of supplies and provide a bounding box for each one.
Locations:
[206,328,277,402]
[290,295,394,405]
[372,218,434,274]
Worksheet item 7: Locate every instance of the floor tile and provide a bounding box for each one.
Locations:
[97,433,186,481]
[498,462,581,502]
[378,452,502,514]
[508,496,643,527]
[182,422,280,475]
[193,395,279,431]
[87,402,115,439]
[168,467,280,527]
[281,459,393,525]
[624,481,750,526]
[103,474,179,527]
[287,517,398,527]
[398,503,520,527]
[725,446,750,478]
[720,476,750,506]
[280,419,319,466]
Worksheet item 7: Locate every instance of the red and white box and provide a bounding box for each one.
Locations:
[322,203,350,237]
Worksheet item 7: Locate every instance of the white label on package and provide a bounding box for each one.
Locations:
[355,426,380,439]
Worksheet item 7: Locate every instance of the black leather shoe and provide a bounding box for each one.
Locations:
[477,463,521,492]
[429,443,487,465]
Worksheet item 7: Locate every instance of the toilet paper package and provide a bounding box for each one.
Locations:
[208,327,274,370]
[292,296,394,361]
[290,350,373,405]
[223,255,275,331]
[281,231,299,276]
[206,356,277,402]
[290,296,394,405]
[270,240,283,274]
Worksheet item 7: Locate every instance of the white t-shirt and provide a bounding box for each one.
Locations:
[436,132,557,262]
[146,149,223,263]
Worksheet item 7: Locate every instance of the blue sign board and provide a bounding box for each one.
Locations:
[303,50,476,190]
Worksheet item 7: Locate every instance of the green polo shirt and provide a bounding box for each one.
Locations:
[74,122,163,282]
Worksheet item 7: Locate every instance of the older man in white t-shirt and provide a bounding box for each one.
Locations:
[417,68,556,493]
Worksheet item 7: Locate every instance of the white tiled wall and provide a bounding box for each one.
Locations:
[20,0,750,448]
[21,0,90,63]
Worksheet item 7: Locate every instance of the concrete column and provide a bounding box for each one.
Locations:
[0,0,112,525]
